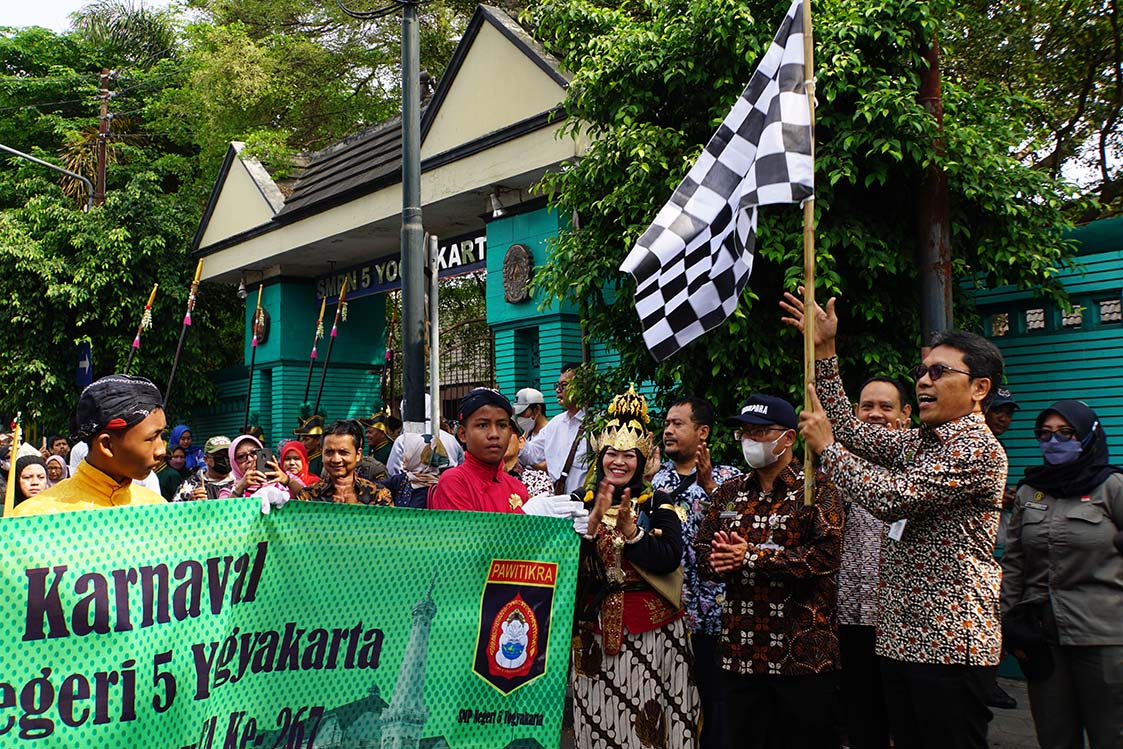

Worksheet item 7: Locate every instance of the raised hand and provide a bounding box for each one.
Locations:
[616,488,637,540]
[779,286,838,357]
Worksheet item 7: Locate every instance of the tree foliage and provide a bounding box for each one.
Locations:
[525,0,1084,451]
[943,0,1122,215]
[0,0,479,430]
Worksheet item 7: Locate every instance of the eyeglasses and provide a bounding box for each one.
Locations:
[738,426,784,441]
[914,363,973,382]
[1034,427,1078,442]
[554,381,570,392]
[234,450,256,463]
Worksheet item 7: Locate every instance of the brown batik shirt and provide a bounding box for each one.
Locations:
[815,356,1007,666]
[297,475,393,506]
[695,463,844,676]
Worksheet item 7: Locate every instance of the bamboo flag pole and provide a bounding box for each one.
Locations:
[312,275,349,418]
[802,0,818,506]
[123,283,159,375]
[3,414,21,517]
[164,259,204,407]
[242,283,264,433]
[304,294,328,402]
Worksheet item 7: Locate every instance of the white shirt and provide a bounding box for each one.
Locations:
[385,430,464,477]
[520,409,587,494]
[67,441,160,492]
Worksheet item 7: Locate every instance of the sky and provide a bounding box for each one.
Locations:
[3,0,174,33]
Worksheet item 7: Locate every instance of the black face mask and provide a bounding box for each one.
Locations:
[211,454,230,474]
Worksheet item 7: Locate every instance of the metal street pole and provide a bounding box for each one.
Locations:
[334,0,425,428]
[400,0,426,432]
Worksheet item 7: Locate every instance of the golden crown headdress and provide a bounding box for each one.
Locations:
[592,385,654,459]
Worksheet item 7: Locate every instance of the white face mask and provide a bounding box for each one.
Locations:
[742,435,787,469]
[516,416,537,435]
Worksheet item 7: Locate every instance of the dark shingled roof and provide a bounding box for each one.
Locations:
[274,112,411,224]
[271,5,568,227]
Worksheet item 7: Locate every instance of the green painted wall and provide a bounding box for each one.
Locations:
[192,279,387,447]
[488,207,584,408]
[969,219,1123,484]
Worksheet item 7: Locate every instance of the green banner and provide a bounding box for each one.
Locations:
[0,500,579,748]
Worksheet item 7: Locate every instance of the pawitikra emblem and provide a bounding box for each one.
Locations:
[473,559,557,694]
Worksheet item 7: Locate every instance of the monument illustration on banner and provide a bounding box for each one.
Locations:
[257,575,443,749]
[259,573,550,749]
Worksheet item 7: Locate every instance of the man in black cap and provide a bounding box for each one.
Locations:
[984,387,1019,439]
[13,375,167,516]
[693,394,845,748]
[983,386,1021,711]
[429,388,586,527]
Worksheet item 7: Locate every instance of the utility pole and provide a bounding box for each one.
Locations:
[916,37,952,352]
[94,68,111,206]
[335,0,425,430]
[399,0,426,431]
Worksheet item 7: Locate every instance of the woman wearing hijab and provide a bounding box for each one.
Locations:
[13,455,48,507]
[170,424,205,471]
[44,454,69,486]
[219,434,304,499]
[379,432,441,508]
[1001,400,1123,749]
[571,386,699,749]
[279,441,318,488]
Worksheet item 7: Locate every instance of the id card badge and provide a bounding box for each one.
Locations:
[887,519,907,542]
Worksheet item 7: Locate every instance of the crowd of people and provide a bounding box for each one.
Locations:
[2,293,1121,749]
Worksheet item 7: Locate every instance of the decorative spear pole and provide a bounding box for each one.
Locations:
[303,294,328,402]
[3,413,21,518]
[123,283,158,375]
[242,283,264,433]
[164,259,204,408]
[312,275,349,417]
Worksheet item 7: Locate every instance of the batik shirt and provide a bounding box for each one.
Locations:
[815,356,1007,666]
[297,476,392,506]
[695,464,844,676]
[651,462,742,635]
[838,504,883,628]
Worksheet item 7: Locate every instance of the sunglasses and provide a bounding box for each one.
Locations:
[913,363,973,382]
[1034,427,1078,443]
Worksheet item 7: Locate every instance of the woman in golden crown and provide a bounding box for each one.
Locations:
[572,386,700,749]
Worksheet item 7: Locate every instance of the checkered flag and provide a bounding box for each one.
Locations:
[620,0,813,361]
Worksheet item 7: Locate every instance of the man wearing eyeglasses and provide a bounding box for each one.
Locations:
[693,395,845,748]
[520,363,589,495]
[783,291,1007,749]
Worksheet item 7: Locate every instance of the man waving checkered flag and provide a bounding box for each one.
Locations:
[620,0,813,361]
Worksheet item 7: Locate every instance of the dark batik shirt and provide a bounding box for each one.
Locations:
[297,475,392,506]
[695,464,844,676]
[816,355,1006,666]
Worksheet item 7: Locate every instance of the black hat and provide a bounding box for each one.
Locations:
[457,387,513,422]
[986,387,1019,412]
[294,414,324,436]
[74,375,163,441]
[724,395,798,431]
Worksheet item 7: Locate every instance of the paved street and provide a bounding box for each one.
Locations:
[989,677,1039,749]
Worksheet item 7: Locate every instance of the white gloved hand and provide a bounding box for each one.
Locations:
[258,485,290,515]
[522,494,585,519]
[571,507,590,536]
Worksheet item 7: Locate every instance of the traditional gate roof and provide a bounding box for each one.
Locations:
[193,4,586,284]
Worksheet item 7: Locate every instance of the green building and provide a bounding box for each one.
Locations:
[970,216,1123,482]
